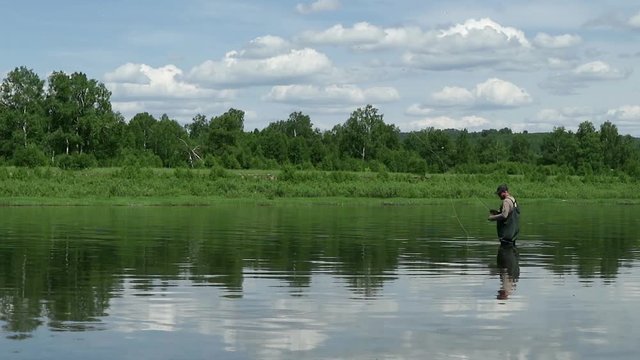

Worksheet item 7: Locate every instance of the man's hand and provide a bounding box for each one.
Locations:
[489,209,500,215]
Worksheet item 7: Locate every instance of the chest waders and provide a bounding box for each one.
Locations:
[497,198,520,246]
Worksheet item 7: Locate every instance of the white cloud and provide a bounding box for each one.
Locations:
[104,62,151,84]
[586,10,640,31]
[405,104,433,117]
[296,0,341,14]
[572,61,628,80]
[110,99,233,123]
[437,18,531,49]
[606,105,640,121]
[404,52,536,72]
[410,18,535,71]
[533,33,581,48]
[534,107,597,124]
[189,48,333,86]
[300,17,530,51]
[431,86,475,106]
[105,63,234,100]
[110,101,146,115]
[105,63,236,121]
[238,36,292,59]
[430,78,532,108]
[547,57,573,69]
[299,18,537,71]
[298,22,386,46]
[541,61,631,94]
[628,11,640,28]
[475,78,533,106]
[265,84,400,105]
[532,106,640,135]
[408,115,490,131]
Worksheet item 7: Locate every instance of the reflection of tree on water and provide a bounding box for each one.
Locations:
[0,254,42,336]
[496,243,520,300]
[336,241,399,298]
[2,204,640,337]
[0,238,116,335]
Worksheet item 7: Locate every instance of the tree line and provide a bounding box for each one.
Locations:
[2,66,639,176]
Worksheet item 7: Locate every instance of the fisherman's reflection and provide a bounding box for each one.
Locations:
[487,183,521,300]
[496,241,519,300]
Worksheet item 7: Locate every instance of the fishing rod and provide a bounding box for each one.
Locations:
[410,132,474,240]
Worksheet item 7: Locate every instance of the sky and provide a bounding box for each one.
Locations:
[2,0,640,135]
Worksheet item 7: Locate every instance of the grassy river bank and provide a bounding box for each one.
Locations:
[0,166,637,206]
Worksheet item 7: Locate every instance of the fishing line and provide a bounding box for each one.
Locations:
[411,132,472,240]
[475,196,491,211]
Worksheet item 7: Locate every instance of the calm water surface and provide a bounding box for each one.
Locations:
[1,202,639,359]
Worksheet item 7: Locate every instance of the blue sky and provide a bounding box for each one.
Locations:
[2,0,640,135]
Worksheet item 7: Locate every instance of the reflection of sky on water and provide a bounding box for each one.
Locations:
[3,204,640,359]
[0,250,633,360]
[5,262,638,360]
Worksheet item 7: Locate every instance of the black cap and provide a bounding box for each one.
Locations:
[495,184,508,195]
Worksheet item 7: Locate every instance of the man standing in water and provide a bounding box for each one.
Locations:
[488,184,520,246]
[489,184,520,298]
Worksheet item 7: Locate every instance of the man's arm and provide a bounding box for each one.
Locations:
[488,198,512,221]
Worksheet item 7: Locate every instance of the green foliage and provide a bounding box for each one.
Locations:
[376,167,390,181]
[113,165,154,180]
[279,165,297,182]
[335,104,400,161]
[208,165,228,179]
[203,154,219,168]
[221,152,241,169]
[174,167,195,179]
[528,170,547,183]
[208,108,245,157]
[119,149,163,167]
[0,167,638,202]
[1,67,640,181]
[329,171,357,183]
[56,153,97,170]
[13,144,47,167]
[509,134,534,163]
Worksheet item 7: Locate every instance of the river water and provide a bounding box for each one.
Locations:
[1,202,639,359]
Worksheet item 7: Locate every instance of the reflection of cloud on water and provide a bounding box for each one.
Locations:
[222,320,237,352]
[264,329,328,351]
[145,303,176,331]
[87,265,640,360]
[476,299,527,320]
[108,275,334,358]
[403,269,528,321]
[439,298,526,320]
[220,317,328,358]
[105,272,409,359]
[576,326,610,346]
[109,280,181,332]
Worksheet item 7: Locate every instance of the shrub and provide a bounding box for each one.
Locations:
[174,168,195,179]
[377,167,390,181]
[56,153,97,170]
[204,154,218,168]
[209,165,228,180]
[13,144,47,168]
[221,153,241,169]
[279,165,297,182]
[119,149,163,168]
[113,166,150,180]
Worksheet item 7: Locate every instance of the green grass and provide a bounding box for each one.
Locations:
[0,166,638,206]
